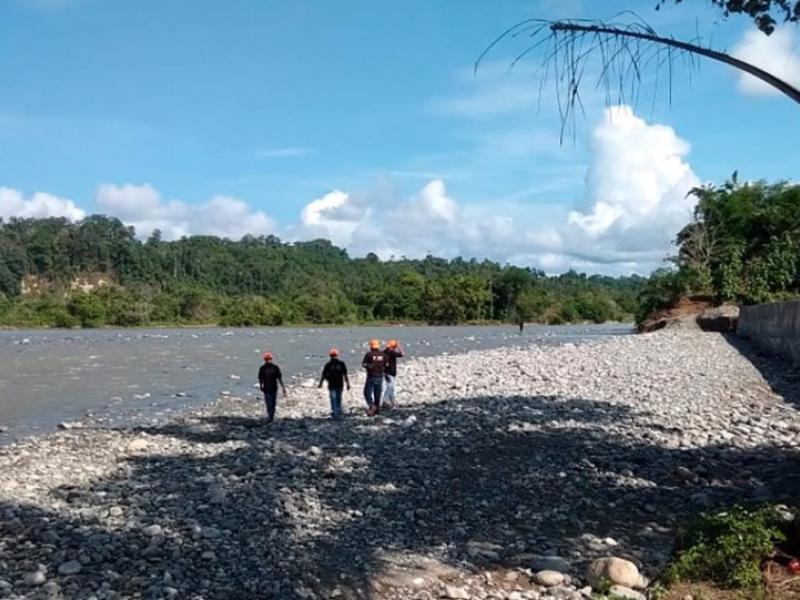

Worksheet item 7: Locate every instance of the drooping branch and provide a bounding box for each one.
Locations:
[551,21,800,104]
[477,16,800,142]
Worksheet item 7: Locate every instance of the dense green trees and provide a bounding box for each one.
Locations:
[0,214,643,328]
[636,179,800,323]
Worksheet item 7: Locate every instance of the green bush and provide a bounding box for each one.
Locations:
[665,505,786,593]
[48,306,79,328]
[219,295,283,327]
[68,293,107,327]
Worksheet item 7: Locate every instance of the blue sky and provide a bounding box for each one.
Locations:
[1,0,799,274]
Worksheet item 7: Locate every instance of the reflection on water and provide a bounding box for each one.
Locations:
[0,323,631,441]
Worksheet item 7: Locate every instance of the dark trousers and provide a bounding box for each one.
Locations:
[329,388,343,419]
[363,377,383,409]
[263,391,277,421]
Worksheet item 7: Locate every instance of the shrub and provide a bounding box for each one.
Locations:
[68,293,106,327]
[48,306,79,328]
[665,505,786,593]
[219,295,283,327]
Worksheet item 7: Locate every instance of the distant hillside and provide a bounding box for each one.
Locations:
[0,215,645,327]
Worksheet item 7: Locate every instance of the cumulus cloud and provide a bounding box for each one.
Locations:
[292,105,699,275]
[0,106,698,275]
[0,187,85,221]
[292,178,524,262]
[95,183,275,240]
[526,105,700,271]
[298,190,370,248]
[733,26,800,96]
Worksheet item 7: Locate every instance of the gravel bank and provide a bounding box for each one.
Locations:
[1,331,799,599]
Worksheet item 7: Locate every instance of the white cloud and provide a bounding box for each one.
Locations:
[571,105,698,235]
[0,106,698,275]
[255,147,312,158]
[431,62,543,119]
[524,105,700,272]
[291,105,698,274]
[733,26,800,96]
[19,0,75,8]
[0,187,85,221]
[298,190,369,248]
[95,183,275,240]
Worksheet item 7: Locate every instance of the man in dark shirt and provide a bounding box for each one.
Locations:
[318,348,350,420]
[361,339,385,416]
[382,339,404,408]
[258,352,286,423]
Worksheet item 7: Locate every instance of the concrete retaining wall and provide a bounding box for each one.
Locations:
[738,299,800,365]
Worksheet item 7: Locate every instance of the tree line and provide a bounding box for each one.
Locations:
[637,179,800,323]
[0,215,643,328]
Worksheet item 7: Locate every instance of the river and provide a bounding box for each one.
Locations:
[0,323,630,442]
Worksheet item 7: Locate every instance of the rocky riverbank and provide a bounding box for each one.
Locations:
[1,332,799,599]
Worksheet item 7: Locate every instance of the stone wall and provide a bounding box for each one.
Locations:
[738,299,800,365]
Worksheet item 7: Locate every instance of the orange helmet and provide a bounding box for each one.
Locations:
[369,339,380,350]
[329,348,339,357]
[387,339,398,349]
[263,352,273,361]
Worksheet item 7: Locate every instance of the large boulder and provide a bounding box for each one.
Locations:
[586,557,647,590]
[697,304,739,332]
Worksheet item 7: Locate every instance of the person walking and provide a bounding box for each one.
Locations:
[258,352,286,423]
[318,348,350,420]
[362,339,385,416]
[382,339,404,409]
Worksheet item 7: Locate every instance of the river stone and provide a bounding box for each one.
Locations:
[586,557,645,589]
[57,560,82,575]
[536,570,565,587]
[530,555,572,573]
[142,524,163,536]
[444,585,470,599]
[126,438,149,453]
[24,571,46,586]
[608,585,646,600]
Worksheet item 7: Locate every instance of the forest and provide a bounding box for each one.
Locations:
[0,215,645,328]
[4,179,796,329]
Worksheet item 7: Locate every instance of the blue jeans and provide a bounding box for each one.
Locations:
[363,377,383,409]
[383,375,396,405]
[329,388,343,419]
[263,391,277,421]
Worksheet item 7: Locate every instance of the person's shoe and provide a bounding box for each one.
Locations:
[366,406,377,417]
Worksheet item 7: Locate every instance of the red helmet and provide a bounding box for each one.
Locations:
[329,348,339,357]
[263,352,273,361]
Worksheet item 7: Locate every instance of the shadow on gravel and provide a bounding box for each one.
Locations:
[723,333,800,410]
[2,394,800,599]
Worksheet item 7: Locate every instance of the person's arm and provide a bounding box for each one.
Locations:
[258,366,265,391]
[362,353,370,369]
[318,364,328,388]
[396,345,404,358]
[277,366,287,395]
